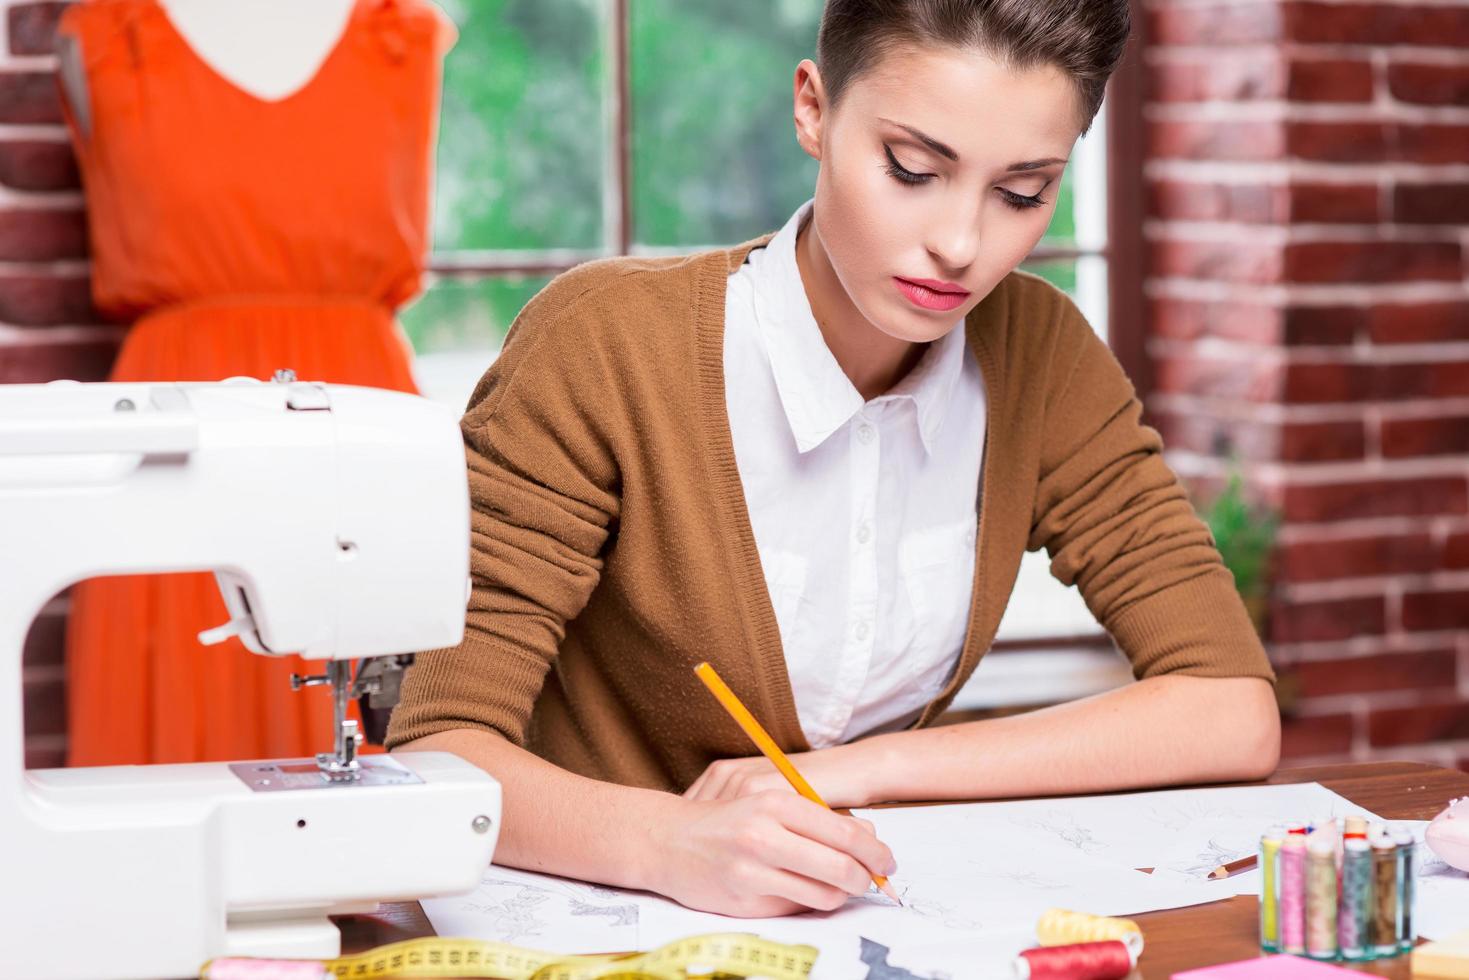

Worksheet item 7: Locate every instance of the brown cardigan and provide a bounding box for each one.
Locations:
[385,236,1274,790]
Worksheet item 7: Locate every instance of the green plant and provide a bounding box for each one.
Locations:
[1200,468,1279,605]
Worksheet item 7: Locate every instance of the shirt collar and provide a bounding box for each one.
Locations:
[885,310,968,453]
[748,200,967,455]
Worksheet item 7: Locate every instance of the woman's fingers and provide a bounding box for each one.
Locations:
[683,769,710,799]
[756,866,854,912]
[685,761,735,801]
[767,793,895,877]
[753,822,874,898]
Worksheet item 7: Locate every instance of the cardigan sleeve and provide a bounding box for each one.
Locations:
[1028,292,1275,683]
[385,277,623,749]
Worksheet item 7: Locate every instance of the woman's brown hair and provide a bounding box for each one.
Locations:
[817,0,1131,133]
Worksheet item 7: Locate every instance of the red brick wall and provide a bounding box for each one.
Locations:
[1144,1,1469,771]
[2,0,116,767]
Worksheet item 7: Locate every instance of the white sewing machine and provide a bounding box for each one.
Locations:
[0,375,502,980]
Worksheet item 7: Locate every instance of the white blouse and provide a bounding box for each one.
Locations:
[723,201,988,748]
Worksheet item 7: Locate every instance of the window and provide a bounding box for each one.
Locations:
[404,0,1117,408]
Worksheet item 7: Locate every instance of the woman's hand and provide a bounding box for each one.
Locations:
[683,744,876,808]
[646,790,896,917]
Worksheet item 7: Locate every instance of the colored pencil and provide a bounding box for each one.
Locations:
[692,661,903,906]
[1210,855,1259,879]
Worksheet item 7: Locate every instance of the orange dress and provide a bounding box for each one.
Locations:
[57,0,455,765]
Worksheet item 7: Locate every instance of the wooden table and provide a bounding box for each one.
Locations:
[335,762,1469,978]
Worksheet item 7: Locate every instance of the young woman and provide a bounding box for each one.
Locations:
[387,0,1280,920]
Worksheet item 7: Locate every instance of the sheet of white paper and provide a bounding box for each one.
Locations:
[1416,874,1469,942]
[845,812,1224,920]
[855,782,1379,905]
[420,866,645,955]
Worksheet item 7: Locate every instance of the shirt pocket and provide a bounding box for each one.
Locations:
[898,517,978,687]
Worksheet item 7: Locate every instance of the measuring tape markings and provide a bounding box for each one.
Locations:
[204,932,818,980]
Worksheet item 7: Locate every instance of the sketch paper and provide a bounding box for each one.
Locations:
[854,782,1380,903]
[420,866,644,955]
[857,782,1374,875]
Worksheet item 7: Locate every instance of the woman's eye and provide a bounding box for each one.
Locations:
[883,144,933,186]
[998,186,1048,211]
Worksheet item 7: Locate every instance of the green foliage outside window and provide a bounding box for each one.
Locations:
[432,0,605,252]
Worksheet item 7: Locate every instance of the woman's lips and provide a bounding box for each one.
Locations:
[893,276,970,312]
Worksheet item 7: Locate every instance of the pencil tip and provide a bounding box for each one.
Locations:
[877,880,903,906]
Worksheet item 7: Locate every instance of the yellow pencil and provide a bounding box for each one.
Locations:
[693,661,903,906]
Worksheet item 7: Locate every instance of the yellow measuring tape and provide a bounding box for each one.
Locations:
[202,932,818,980]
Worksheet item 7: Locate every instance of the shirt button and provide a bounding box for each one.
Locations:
[855,621,871,641]
[857,423,875,444]
[856,523,872,544]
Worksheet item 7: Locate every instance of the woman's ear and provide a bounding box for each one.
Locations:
[793,58,826,162]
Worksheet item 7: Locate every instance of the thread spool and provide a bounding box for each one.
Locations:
[1392,823,1416,952]
[1036,909,1142,947]
[1012,940,1137,980]
[1305,830,1339,960]
[1280,831,1307,955]
[1259,826,1284,952]
[1339,835,1373,961]
[1371,826,1400,956]
[202,960,330,980]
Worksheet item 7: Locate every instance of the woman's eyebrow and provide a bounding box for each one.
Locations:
[880,118,959,161]
[1006,158,1068,173]
[878,118,1067,172]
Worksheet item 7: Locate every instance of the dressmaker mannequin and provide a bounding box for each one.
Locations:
[52,0,458,765]
[57,0,357,137]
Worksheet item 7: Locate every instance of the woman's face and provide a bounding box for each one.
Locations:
[795,44,1085,343]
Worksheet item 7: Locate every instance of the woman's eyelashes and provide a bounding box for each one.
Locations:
[881,144,1051,211]
[882,144,932,185]
[997,185,1049,210]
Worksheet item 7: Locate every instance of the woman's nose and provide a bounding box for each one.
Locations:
[924,204,981,274]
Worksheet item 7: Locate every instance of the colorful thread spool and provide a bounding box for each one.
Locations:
[1012,939,1138,980]
[1392,823,1416,952]
[1279,830,1307,955]
[1260,825,1284,952]
[1371,826,1400,957]
[1305,830,1338,960]
[1339,834,1373,961]
[1036,909,1142,947]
